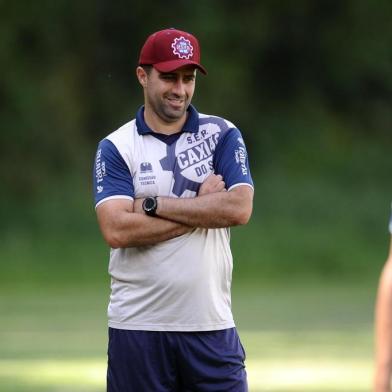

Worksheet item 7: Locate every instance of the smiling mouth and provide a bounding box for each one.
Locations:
[166,97,185,108]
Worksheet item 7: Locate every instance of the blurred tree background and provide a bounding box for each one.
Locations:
[1,0,391,289]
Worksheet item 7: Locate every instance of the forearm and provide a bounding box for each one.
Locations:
[114,214,192,247]
[156,186,253,228]
[97,200,192,248]
[375,258,392,391]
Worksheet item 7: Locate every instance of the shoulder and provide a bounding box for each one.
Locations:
[198,112,236,133]
[104,119,137,146]
[95,119,138,166]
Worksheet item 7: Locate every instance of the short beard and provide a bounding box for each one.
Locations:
[149,95,189,123]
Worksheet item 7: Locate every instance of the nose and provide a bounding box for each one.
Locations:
[171,79,186,97]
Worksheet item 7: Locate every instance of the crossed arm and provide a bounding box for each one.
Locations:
[374,238,392,392]
[96,174,254,248]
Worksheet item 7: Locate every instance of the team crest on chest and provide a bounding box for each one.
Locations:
[171,37,193,59]
[140,162,153,173]
[139,161,156,185]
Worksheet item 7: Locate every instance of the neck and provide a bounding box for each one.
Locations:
[143,107,187,135]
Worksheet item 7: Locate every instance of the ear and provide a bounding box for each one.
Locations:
[136,66,148,87]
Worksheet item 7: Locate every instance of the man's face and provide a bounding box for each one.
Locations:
[143,66,197,124]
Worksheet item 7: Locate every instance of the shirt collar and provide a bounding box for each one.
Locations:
[135,104,199,135]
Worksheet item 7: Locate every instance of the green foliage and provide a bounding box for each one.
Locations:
[232,142,390,282]
[0,1,391,282]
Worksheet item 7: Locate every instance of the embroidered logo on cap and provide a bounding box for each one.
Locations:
[171,37,193,59]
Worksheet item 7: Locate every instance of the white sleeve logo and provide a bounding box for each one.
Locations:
[95,148,107,193]
[234,144,248,176]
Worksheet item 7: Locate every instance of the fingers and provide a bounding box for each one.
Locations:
[215,175,226,192]
[207,173,223,185]
[198,173,226,195]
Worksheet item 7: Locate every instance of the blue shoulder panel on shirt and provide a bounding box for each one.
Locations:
[93,139,134,206]
[213,128,253,190]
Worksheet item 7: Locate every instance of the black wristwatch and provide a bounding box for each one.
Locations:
[142,196,158,217]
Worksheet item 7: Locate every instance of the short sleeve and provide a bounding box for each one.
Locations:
[93,139,134,207]
[213,128,254,191]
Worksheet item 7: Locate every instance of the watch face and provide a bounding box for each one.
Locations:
[144,197,155,210]
[143,197,157,216]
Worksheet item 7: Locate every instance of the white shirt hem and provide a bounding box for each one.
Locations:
[108,320,236,332]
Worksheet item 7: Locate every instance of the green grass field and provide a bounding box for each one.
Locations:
[0,282,377,392]
[1,163,387,391]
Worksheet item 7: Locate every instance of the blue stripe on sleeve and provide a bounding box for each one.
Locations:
[93,139,134,206]
[213,128,253,190]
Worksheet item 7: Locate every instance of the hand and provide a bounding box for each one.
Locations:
[198,174,226,196]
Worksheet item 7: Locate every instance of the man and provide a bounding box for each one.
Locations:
[374,206,392,392]
[93,28,254,392]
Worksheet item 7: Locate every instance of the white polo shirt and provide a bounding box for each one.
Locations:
[93,105,254,331]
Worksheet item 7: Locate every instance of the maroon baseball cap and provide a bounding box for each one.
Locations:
[138,28,207,75]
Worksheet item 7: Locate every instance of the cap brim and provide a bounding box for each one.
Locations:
[153,60,207,75]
